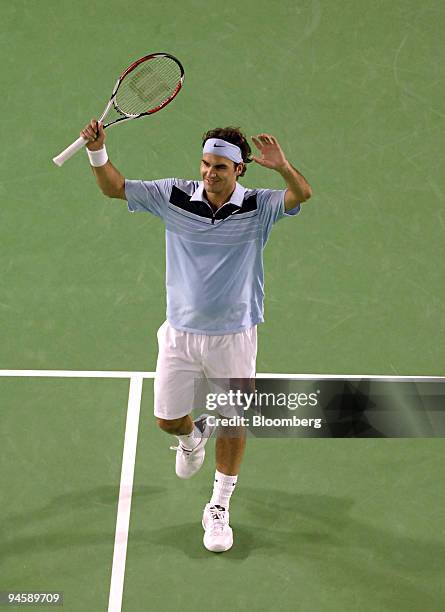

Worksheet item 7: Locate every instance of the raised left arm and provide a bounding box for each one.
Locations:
[251,134,312,211]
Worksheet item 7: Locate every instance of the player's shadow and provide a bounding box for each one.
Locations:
[141,486,445,610]
[143,488,347,561]
[0,485,166,561]
[140,521,218,560]
[239,487,445,609]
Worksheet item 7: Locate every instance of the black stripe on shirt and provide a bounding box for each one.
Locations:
[169,186,258,221]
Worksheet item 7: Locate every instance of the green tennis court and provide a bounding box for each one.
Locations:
[1,0,444,610]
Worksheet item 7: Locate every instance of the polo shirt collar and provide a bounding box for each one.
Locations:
[190,181,246,207]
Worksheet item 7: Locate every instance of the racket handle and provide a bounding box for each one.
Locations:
[52,136,88,167]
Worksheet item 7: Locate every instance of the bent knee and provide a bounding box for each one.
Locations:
[156,417,187,434]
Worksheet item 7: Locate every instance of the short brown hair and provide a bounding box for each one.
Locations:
[202,126,252,178]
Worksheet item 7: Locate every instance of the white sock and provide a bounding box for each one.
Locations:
[177,424,201,450]
[210,470,238,509]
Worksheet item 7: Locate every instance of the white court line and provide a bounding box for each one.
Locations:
[0,369,444,380]
[0,370,155,378]
[107,375,143,612]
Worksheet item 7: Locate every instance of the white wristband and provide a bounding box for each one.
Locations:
[87,146,108,167]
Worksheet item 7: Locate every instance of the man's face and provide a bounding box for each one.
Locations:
[200,153,241,195]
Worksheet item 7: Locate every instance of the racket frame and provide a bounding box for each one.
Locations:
[52,52,184,166]
[101,52,185,127]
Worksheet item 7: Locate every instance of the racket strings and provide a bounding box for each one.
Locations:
[116,57,182,116]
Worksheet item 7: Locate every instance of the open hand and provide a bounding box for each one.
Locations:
[251,134,288,171]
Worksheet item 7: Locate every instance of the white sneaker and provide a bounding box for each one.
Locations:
[169,414,214,479]
[202,503,233,552]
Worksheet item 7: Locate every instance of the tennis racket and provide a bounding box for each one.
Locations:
[52,52,184,167]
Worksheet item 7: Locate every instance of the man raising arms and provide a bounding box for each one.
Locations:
[81,121,312,552]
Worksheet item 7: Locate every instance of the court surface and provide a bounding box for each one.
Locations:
[2,371,445,611]
[1,0,444,610]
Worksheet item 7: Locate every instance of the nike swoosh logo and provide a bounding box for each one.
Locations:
[213,144,225,147]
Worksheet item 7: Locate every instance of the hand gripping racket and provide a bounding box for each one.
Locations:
[52,52,184,167]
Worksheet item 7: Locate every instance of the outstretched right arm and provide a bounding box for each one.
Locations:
[81,119,126,200]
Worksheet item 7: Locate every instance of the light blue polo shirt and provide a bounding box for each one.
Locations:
[125,178,300,334]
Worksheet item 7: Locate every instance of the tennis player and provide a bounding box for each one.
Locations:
[81,120,312,552]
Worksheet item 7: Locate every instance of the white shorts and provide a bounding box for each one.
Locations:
[154,321,257,420]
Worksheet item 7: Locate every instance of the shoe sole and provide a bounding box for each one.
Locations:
[175,414,215,479]
[176,445,205,479]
